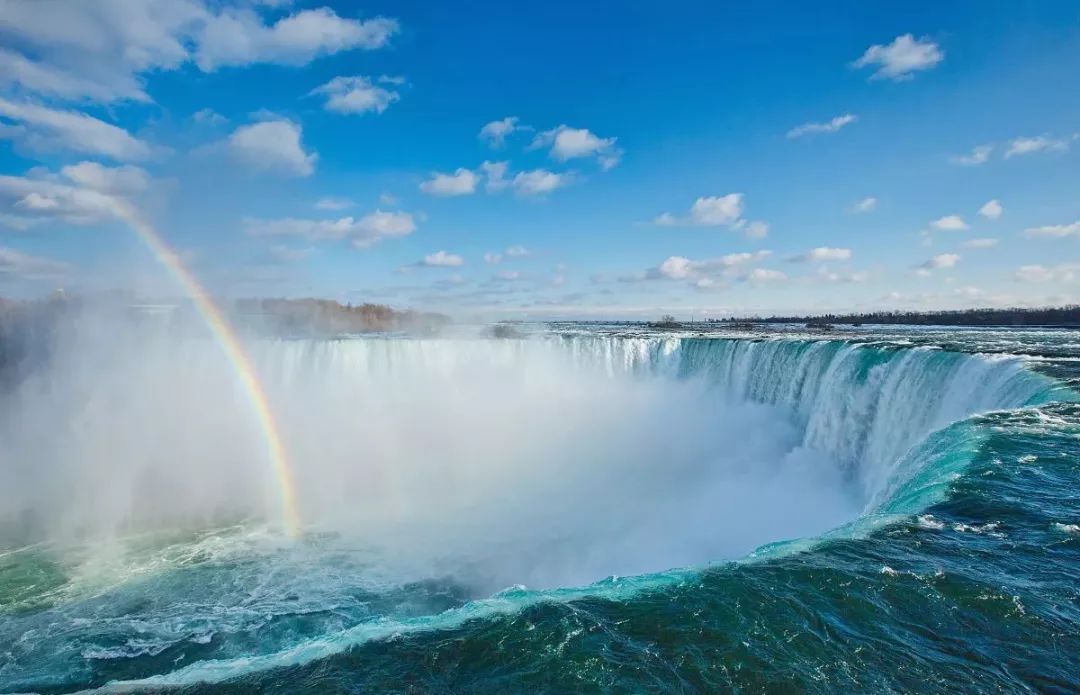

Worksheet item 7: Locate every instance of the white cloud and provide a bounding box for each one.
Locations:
[930,214,969,231]
[786,113,857,139]
[744,220,769,239]
[483,252,502,264]
[656,256,695,280]
[654,195,769,239]
[479,116,526,147]
[949,144,993,166]
[950,136,1075,164]
[532,125,621,168]
[598,152,622,170]
[787,247,852,263]
[309,75,400,114]
[1014,263,1079,283]
[59,161,149,194]
[651,251,772,281]
[192,107,227,126]
[853,34,944,81]
[915,253,960,274]
[480,160,510,192]
[655,193,743,226]
[348,211,415,248]
[0,2,202,102]
[978,199,1003,220]
[195,8,398,70]
[0,98,155,161]
[0,245,70,279]
[420,250,464,267]
[494,270,521,281]
[419,168,479,196]
[691,195,744,225]
[1005,135,1070,158]
[314,196,352,211]
[15,193,60,212]
[505,245,530,257]
[816,268,870,283]
[850,196,877,213]
[378,192,398,206]
[0,172,124,225]
[512,169,571,196]
[1024,221,1080,238]
[745,268,787,284]
[0,2,399,103]
[423,162,563,198]
[963,237,999,249]
[246,210,416,248]
[227,119,316,176]
[0,47,137,103]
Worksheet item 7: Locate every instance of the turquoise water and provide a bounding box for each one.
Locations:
[1,326,1078,693]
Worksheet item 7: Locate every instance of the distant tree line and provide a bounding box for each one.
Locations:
[233,298,450,336]
[1,295,451,385]
[708,305,1080,327]
[648,314,681,329]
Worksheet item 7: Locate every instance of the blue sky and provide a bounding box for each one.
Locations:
[1,1,1078,319]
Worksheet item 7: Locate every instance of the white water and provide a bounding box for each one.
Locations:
[0,326,1065,693]
[552,335,1053,501]
[0,327,1053,591]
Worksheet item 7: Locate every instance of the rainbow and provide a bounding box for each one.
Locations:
[115,203,303,536]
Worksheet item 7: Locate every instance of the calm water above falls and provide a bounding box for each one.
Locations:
[1,325,1078,694]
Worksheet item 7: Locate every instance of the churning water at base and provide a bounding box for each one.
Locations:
[1,325,1078,693]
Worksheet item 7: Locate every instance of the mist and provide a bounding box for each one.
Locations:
[0,311,860,591]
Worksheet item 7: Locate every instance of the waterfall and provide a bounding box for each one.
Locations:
[0,330,1061,576]
[248,334,1055,504]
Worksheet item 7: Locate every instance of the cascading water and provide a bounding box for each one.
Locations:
[550,335,1058,506]
[0,325,1075,693]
